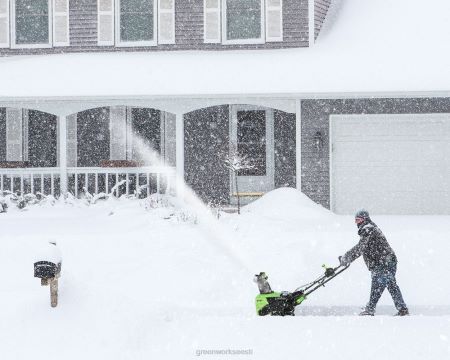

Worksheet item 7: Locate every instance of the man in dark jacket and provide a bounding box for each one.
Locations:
[340,209,409,316]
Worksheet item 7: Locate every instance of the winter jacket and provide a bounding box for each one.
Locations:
[342,221,397,271]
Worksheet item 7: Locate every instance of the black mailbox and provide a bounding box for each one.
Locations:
[34,241,62,307]
[34,261,62,280]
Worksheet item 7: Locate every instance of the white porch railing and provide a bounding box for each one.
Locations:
[67,166,176,198]
[0,166,176,198]
[0,168,61,196]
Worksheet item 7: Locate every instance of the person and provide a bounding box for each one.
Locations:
[339,209,409,316]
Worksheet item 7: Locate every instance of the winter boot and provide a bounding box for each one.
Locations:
[394,308,409,316]
[359,308,375,316]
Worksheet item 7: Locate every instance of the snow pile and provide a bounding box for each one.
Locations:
[242,187,332,221]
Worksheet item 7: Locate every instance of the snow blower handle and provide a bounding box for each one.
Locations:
[302,263,350,297]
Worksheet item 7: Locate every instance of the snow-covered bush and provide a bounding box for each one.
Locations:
[0,191,56,211]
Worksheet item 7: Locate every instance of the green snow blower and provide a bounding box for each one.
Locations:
[254,264,349,316]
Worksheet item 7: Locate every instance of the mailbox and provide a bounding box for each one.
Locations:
[34,242,62,307]
[34,261,62,282]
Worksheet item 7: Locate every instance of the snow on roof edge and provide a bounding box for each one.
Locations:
[0,90,449,102]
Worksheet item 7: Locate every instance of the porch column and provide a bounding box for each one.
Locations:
[308,0,315,47]
[59,115,68,196]
[175,112,184,196]
[295,99,302,191]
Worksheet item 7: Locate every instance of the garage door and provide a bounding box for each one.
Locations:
[331,114,450,215]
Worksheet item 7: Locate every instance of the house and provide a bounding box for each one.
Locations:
[0,0,449,214]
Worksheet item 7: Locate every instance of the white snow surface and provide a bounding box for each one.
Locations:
[0,0,449,97]
[33,241,62,264]
[1,188,450,359]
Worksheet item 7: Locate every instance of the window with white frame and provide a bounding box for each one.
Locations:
[14,0,50,45]
[225,0,263,42]
[98,0,175,46]
[0,0,70,49]
[237,110,266,176]
[118,0,156,45]
[204,0,282,44]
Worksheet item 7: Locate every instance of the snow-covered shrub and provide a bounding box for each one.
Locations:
[0,191,56,210]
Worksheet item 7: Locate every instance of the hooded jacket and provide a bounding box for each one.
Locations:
[342,221,397,271]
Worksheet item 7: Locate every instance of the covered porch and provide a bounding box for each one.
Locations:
[0,97,301,203]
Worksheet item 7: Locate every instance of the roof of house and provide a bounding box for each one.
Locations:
[0,0,449,99]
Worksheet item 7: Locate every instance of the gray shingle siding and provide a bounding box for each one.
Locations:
[0,108,6,161]
[301,97,450,209]
[314,0,331,40]
[0,0,308,56]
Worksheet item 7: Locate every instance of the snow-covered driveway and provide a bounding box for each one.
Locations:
[1,189,449,359]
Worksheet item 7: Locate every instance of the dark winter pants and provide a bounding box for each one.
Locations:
[367,263,407,311]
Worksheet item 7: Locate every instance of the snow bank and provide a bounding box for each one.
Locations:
[242,187,332,220]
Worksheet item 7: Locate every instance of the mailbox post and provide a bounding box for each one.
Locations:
[34,242,62,308]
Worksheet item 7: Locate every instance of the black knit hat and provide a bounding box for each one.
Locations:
[355,209,370,220]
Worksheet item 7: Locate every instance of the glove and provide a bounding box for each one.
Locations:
[338,256,348,266]
[325,267,335,277]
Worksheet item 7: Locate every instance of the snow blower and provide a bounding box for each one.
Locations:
[254,264,349,316]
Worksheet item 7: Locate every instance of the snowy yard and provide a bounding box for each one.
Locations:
[1,189,449,359]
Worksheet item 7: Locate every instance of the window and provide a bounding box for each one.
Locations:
[204,0,282,44]
[98,0,175,46]
[0,109,57,166]
[118,0,156,45]
[225,0,263,42]
[5,0,70,48]
[109,106,163,165]
[237,110,266,176]
[14,0,51,46]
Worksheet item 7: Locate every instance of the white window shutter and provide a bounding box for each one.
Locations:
[6,108,23,161]
[98,0,115,46]
[204,0,220,43]
[110,106,127,160]
[22,109,29,161]
[66,114,77,167]
[265,0,283,42]
[158,0,175,44]
[53,0,70,46]
[163,112,176,166]
[0,0,10,48]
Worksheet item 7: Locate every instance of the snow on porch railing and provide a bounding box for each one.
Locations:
[0,168,61,197]
[0,166,177,198]
[67,167,176,198]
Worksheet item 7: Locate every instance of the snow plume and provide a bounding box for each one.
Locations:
[125,131,253,275]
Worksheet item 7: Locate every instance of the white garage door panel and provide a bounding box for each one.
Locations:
[331,114,450,215]
[334,166,420,191]
[335,142,422,163]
